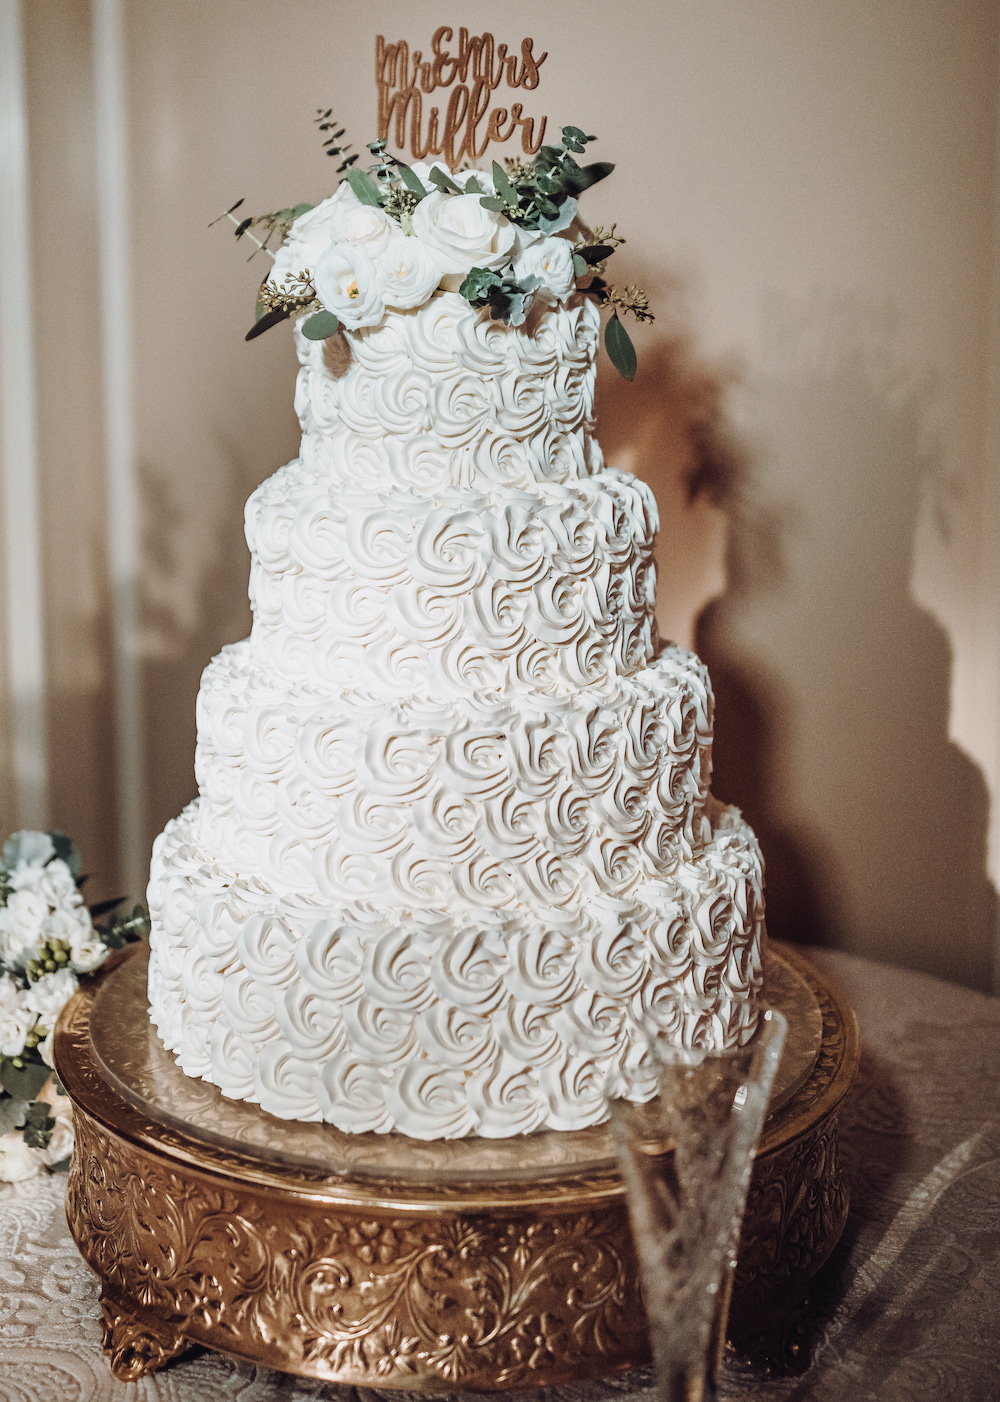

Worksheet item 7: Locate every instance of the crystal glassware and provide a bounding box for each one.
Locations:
[607,1005,787,1402]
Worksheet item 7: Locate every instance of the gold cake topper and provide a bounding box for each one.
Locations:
[376,27,549,170]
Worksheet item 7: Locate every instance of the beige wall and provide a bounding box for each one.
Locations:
[3,0,998,987]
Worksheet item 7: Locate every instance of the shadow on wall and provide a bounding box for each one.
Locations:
[139,442,258,850]
[596,337,731,650]
[598,303,996,993]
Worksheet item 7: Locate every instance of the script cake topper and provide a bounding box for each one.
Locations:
[376,27,549,170]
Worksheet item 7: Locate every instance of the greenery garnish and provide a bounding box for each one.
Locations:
[459,268,543,327]
[315,110,358,174]
[216,118,653,375]
[604,313,638,381]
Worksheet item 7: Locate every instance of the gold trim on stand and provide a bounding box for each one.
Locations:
[54,942,858,1389]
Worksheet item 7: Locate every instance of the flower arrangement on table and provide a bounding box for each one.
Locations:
[218,117,653,379]
[0,831,149,1181]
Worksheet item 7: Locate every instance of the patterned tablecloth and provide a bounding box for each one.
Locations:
[0,948,997,1402]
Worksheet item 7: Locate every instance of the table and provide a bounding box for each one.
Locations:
[1,948,997,1402]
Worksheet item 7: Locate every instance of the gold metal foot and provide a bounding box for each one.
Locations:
[99,1288,188,1380]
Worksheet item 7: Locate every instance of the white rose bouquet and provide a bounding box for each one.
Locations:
[0,831,149,1182]
[217,118,654,380]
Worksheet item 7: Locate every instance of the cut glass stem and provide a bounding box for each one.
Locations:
[607,1007,787,1402]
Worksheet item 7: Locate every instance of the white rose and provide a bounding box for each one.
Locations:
[329,203,398,258]
[0,974,34,1056]
[0,920,21,968]
[379,234,447,309]
[0,1131,43,1183]
[313,243,385,329]
[514,236,577,301]
[37,859,81,908]
[285,184,358,265]
[1,888,49,951]
[24,968,78,1033]
[411,192,516,274]
[68,929,108,974]
[45,904,91,946]
[2,830,54,871]
[266,183,361,293]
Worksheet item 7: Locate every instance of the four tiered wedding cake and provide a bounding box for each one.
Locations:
[147,132,765,1139]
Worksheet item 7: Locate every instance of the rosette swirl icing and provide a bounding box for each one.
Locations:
[147,274,766,1140]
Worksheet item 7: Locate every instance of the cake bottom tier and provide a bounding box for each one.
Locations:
[148,801,764,1139]
[60,942,858,1388]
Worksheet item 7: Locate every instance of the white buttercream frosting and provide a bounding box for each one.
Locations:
[147,281,766,1139]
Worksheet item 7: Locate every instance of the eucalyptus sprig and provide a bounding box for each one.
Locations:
[366,138,397,192]
[315,110,358,174]
[210,200,315,263]
[476,125,614,235]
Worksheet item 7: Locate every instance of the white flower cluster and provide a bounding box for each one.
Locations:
[267,163,578,332]
[0,831,108,1182]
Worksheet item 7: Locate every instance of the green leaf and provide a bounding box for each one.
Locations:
[0,1096,29,1135]
[575,243,615,265]
[537,197,578,235]
[245,306,292,341]
[491,160,518,206]
[22,1100,54,1150]
[0,1058,51,1102]
[479,196,505,212]
[87,895,124,919]
[563,160,615,195]
[394,161,428,199]
[428,166,463,194]
[459,266,502,303]
[301,310,340,340]
[464,175,483,194]
[99,904,150,949]
[605,313,637,381]
[49,832,80,874]
[347,168,383,207]
[290,203,314,218]
[48,1154,72,1173]
[573,253,588,278]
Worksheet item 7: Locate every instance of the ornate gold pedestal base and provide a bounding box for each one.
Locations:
[54,943,857,1390]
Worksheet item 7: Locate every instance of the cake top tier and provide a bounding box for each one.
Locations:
[227,122,652,379]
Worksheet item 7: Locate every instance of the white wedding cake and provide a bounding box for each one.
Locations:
[147,133,765,1140]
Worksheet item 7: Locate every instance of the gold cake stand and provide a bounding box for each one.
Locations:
[54,942,858,1389]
